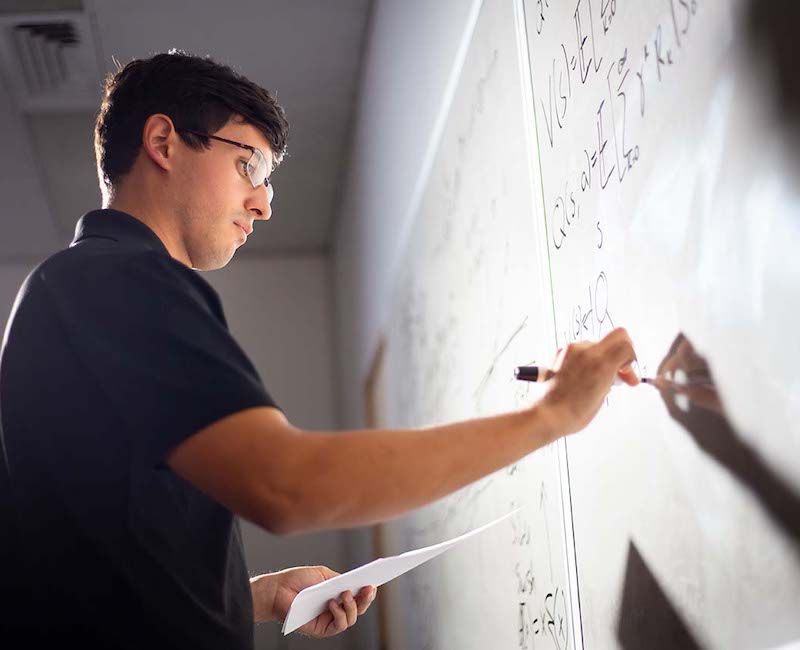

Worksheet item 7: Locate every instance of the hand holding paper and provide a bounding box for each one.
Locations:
[282,509,518,635]
[261,566,376,638]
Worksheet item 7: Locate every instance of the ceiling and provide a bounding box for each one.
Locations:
[0,0,373,264]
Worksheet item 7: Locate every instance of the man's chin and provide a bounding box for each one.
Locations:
[193,249,235,271]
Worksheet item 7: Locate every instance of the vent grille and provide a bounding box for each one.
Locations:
[0,12,102,112]
[13,22,80,95]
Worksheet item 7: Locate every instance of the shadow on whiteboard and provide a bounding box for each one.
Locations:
[652,333,800,552]
[617,542,701,649]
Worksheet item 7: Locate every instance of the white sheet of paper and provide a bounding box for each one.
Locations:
[282,509,518,635]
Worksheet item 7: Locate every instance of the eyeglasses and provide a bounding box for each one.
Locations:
[175,127,272,191]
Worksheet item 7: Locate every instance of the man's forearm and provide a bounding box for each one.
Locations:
[271,404,557,534]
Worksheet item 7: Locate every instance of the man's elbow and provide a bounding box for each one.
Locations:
[257,484,342,536]
[262,512,302,536]
[253,430,343,535]
[255,479,314,536]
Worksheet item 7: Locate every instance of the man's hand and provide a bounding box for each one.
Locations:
[251,566,377,638]
[538,327,639,438]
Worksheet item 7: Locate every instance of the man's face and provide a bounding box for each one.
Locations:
[173,116,275,270]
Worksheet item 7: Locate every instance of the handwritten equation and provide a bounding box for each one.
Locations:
[532,0,701,255]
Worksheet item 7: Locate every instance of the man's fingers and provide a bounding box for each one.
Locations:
[617,363,640,386]
[355,586,377,615]
[597,328,637,374]
[328,598,348,633]
[320,588,373,636]
[597,327,634,358]
[341,591,358,626]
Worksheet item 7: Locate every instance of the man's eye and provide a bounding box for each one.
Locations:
[240,160,249,176]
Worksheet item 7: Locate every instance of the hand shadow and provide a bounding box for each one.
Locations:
[652,333,800,552]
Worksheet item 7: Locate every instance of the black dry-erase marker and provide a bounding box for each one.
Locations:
[514,366,555,383]
[514,365,636,386]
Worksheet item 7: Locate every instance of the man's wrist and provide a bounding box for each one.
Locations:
[529,401,562,446]
[250,573,279,623]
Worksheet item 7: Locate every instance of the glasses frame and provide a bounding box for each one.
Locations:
[175,127,271,190]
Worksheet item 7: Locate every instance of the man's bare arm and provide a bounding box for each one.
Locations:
[166,403,550,534]
[166,328,638,535]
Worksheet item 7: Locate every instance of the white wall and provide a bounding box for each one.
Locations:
[333,0,480,429]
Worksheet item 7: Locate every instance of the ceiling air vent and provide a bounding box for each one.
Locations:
[0,11,102,112]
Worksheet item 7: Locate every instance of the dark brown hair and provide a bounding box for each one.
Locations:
[94,48,289,192]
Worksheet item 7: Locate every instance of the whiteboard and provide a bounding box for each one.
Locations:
[377,0,578,647]
[374,0,800,648]
[524,0,800,647]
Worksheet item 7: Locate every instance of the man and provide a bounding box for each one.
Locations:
[0,50,637,648]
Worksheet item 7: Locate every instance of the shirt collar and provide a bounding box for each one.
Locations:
[70,209,172,257]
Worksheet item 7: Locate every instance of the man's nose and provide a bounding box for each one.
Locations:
[248,186,272,221]
[251,203,271,221]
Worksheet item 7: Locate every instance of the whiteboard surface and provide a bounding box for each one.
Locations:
[379,0,576,647]
[524,0,800,647]
[375,0,800,648]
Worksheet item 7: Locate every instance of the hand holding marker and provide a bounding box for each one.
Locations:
[513,363,712,388]
[515,364,631,386]
[512,331,723,437]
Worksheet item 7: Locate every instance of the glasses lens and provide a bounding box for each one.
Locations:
[246,149,268,188]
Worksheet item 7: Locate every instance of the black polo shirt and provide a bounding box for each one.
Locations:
[0,209,280,648]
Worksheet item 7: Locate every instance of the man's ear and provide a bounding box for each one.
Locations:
[141,113,178,173]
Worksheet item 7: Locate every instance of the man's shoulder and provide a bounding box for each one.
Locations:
[38,239,176,281]
[30,241,219,310]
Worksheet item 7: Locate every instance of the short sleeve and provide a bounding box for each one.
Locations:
[42,251,280,466]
